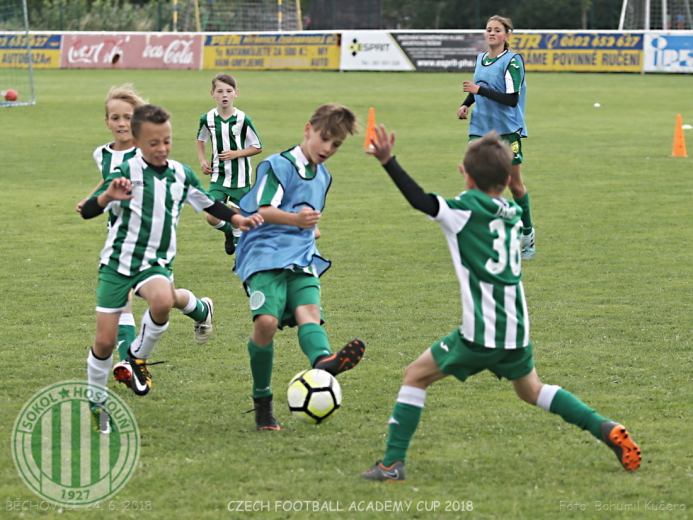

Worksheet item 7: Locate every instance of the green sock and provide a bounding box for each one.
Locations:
[248,339,273,398]
[117,325,136,361]
[184,298,208,322]
[383,402,423,466]
[514,192,534,231]
[549,389,608,440]
[298,323,331,366]
[218,221,234,235]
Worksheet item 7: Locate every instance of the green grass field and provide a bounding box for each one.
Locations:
[1,69,692,519]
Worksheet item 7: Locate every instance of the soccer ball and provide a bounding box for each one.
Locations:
[287,369,342,424]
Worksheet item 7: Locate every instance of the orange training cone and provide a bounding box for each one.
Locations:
[673,114,687,157]
[364,107,376,149]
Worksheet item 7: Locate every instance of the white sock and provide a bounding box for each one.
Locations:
[180,289,197,314]
[232,227,242,238]
[87,349,113,404]
[212,220,227,230]
[396,385,427,408]
[130,311,169,360]
[537,384,562,411]
[118,312,135,327]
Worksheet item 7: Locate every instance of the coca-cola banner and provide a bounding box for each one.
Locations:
[60,33,202,69]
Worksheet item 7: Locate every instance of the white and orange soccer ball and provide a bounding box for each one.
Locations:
[287,369,342,424]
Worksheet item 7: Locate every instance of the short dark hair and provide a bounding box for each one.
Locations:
[131,104,171,139]
[309,104,358,140]
[212,73,237,89]
[463,131,512,193]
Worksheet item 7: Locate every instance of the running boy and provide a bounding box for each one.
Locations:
[235,104,365,431]
[77,84,146,386]
[81,105,262,432]
[196,73,262,255]
[361,126,640,481]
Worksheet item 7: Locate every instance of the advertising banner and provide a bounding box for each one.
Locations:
[60,33,202,69]
[0,33,61,69]
[644,32,693,72]
[510,32,643,72]
[391,32,486,71]
[341,31,413,70]
[203,33,339,70]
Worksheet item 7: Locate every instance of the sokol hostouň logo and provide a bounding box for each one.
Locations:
[12,381,140,506]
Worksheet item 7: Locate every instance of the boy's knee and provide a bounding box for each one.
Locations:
[254,314,278,335]
[93,335,116,354]
[149,293,173,319]
[515,383,541,405]
[402,364,425,388]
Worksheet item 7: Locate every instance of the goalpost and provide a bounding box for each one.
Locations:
[619,0,693,30]
[0,0,35,107]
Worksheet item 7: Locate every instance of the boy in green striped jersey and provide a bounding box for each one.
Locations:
[81,105,263,426]
[196,73,262,255]
[76,84,146,392]
[361,127,640,481]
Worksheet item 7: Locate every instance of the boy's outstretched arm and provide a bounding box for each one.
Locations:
[205,200,264,231]
[366,124,439,217]
[81,177,133,219]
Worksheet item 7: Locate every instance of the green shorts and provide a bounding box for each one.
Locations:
[96,265,172,312]
[470,133,524,165]
[208,184,250,208]
[430,329,534,382]
[246,268,323,329]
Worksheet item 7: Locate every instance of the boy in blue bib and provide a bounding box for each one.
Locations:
[236,104,366,430]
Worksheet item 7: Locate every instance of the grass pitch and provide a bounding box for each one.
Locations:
[0,69,692,519]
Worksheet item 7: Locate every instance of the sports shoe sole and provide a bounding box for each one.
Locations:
[314,339,365,376]
[113,363,132,388]
[602,421,641,471]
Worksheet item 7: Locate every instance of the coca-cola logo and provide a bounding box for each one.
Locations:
[142,39,194,64]
[67,38,126,64]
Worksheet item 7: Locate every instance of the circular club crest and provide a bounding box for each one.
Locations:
[12,381,140,506]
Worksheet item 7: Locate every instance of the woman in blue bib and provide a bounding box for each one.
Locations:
[458,15,536,260]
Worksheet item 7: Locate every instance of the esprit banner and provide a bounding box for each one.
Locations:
[644,32,693,72]
[341,31,413,70]
[509,32,643,72]
[60,33,202,69]
[0,33,61,69]
[203,33,339,70]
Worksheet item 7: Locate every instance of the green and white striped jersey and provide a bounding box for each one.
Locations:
[92,143,140,181]
[433,190,529,349]
[94,156,215,276]
[196,108,262,189]
[481,51,524,94]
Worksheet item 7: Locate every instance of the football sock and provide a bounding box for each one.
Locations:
[130,310,169,360]
[382,386,426,466]
[298,323,331,366]
[117,313,136,361]
[248,339,274,398]
[232,226,242,245]
[87,349,113,403]
[537,385,608,440]
[514,192,534,232]
[180,289,208,322]
[213,220,234,235]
